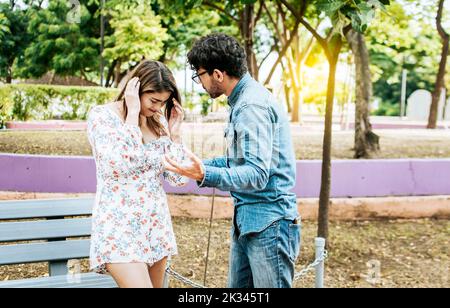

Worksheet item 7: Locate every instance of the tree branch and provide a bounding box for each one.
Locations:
[277,0,299,19]
[263,1,285,45]
[300,21,321,62]
[277,0,326,48]
[437,0,449,39]
[203,1,239,23]
[299,17,327,49]
[275,0,289,41]
[258,45,276,68]
[264,21,301,85]
[255,0,264,24]
[343,24,353,36]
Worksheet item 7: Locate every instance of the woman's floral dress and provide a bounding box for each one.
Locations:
[87,105,189,274]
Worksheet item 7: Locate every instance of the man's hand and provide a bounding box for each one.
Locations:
[163,147,205,182]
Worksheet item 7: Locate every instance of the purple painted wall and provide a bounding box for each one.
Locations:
[1,154,449,197]
[293,159,450,197]
[0,154,96,193]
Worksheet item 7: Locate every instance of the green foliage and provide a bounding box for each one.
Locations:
[199,93,228,116]
[0,4,29,81]
[366,0,446,115]
[372,100,400,116]
[103,2,168,70]
[316,0,390,34]
[158,0,249,66]
[199,93,212,116]
[0,84,117,127]
[0,13,9,39]
[156,5,238,66]
[17,0,99,79]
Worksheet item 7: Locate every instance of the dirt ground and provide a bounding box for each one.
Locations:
[1,128,450,160]
[1,127,449,288]
[1,218,448,288]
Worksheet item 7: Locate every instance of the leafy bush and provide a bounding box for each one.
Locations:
[0,84,118,128]
[372,100,401,116]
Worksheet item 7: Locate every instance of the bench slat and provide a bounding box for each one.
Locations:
[0,198,94,220]
[0,273,117,288]
[0,198,116,287]
[0,240,90,266]
[37,277,117,289]
[0,272,103,287]
[0,218,92,242]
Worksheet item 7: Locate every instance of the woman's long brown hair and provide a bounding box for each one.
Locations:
[115,60,182,137]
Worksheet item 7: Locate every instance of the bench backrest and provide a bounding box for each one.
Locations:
[0,198,95,276]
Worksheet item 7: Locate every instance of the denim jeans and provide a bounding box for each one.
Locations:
[227,218,301,288]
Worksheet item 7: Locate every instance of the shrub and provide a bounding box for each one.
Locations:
[0,84,118,128]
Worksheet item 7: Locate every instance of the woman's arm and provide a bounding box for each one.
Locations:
[87,107,163,179]
[160,109,190,187]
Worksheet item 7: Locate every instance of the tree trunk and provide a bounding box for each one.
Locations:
[6,65,12,84]
[428,0,449,129]
[287,29,314,123]
[105,60,117,88]
[298,68,305,124]
[292,89,301,122]
[48,71,56,85]
[346,30,380,158]
[318,45,341,241]
[286,55,301,122]
[287,35,301,123]
[241,4,258,80]
[290,60,305,123]
[284,83,292,113]
[113,60,122,88]
[281,62,292,113]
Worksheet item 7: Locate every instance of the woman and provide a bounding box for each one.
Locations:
[87,60,189,288]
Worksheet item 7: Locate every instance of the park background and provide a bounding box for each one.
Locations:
[0,0,449,288]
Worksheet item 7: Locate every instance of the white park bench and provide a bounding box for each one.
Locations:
[0,197,327,288]
[0,198,117,288]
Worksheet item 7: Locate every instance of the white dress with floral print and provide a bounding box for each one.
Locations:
[87,105,189,274]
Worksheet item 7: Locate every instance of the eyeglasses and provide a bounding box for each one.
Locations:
[192,71,208,84]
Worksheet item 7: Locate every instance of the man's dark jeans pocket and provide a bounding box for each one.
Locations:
[288,220,301,262]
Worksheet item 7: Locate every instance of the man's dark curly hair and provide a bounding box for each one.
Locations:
[187,33,248,79]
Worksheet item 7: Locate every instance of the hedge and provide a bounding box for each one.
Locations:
[0,84,118,128]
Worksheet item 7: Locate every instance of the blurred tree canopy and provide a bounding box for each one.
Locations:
[0,0,447,118]
[0,0,239,86]
[368,0,449,115]
[16,0,99,80]
[102,1,169,86]
[0,2,28,83]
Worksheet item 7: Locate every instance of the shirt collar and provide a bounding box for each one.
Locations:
[228,73,251,108]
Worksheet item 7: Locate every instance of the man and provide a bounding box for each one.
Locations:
[164,33,300,288]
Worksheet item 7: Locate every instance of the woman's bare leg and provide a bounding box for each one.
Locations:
[106,263,153,288]
[148,257,168,288]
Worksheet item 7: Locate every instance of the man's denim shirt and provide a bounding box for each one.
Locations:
[199,73,299,237]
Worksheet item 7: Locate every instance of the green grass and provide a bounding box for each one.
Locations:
[1,128,450,160]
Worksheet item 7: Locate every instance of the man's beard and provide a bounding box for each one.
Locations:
[206,80,224,99]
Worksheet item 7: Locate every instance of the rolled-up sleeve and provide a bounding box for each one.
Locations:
[198,104,273,192]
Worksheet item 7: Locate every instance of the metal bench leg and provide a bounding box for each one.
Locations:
[49,261,68,276]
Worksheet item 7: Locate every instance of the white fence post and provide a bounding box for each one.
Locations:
[315,237,326,288]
